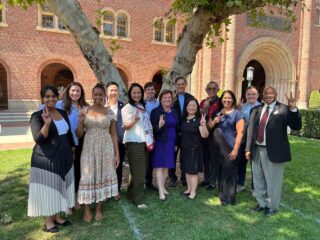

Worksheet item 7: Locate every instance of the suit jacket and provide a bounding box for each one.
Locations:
[173,92,194,120]
[115,101,125,142]
[246,101,302,163]
[30,109,75,158]
[150,105,179,141]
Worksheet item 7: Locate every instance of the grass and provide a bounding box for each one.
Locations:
[1,136,320,240]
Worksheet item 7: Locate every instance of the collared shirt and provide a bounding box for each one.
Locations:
[145,99,159,115]
[178,94,185,114]
[241,101,261,124]
[110,102,119,116]
[255,101,276,146]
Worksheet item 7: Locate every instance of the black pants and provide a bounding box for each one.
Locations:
[237,143,254,189]
[203,136,218,185]
[74,137,84,193]
[116,142,126,192]
[145,151,153,186]
[168,147,186,183]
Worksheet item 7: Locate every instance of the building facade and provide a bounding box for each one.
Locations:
[0,0,319,111]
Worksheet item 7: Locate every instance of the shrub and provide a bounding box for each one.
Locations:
[291,109,320,139]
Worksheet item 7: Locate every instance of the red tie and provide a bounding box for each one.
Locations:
[257,106,269,143]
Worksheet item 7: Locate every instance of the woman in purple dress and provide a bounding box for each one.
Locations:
[150,90,179,201]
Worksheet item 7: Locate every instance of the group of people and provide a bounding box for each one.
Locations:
[27,76,302,233]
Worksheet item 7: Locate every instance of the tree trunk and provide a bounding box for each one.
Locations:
[46,0,127,101]
[162,7,215,91]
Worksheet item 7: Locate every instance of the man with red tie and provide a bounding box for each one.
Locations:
[245,86,302,216]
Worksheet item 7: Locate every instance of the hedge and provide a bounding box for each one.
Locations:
[291,109,320,139]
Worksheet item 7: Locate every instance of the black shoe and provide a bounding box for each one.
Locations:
[44,225,59,233]
[252,205,267,212]
[265,208,277,216]
[169,180,177,187]
[180,191,190,196]
[54,220,72,227]
[181,181,187,186]
[206,184,216,191]
[199,181,209,187]
[146,184,158,191]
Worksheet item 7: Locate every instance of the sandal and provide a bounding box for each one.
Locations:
[54,220,72,227]
[44,225,59,233]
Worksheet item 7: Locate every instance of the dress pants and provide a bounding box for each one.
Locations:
[116,142,126,192]
[145,151,153,186]
[203,134,217,185]
[126,142,148,205]
[168,147,186,183]
[252,145,285,210]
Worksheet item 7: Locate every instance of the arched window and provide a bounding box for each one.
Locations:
[316,8,320,26]
[103,11,114,36]
[166,22,175,43]
[117,14,128,38]
[154,19,164,42]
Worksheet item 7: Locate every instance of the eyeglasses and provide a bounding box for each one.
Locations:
[206,88,218,91]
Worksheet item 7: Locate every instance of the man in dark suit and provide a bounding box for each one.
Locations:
[169,76,194,187]
[245,86,302,216]
[106,82,125,200]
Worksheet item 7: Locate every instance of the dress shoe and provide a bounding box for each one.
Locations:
[44,225,59,233]
[169,180,177,187]
[180,191,190,196]
[54,220,72,227]
[252,205,267,212]
[206,184,216,191]
[265,208,277,216]
[199,181,209,187]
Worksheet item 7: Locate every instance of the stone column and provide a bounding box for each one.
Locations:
[297,0,313,109]
[223,16,237,92]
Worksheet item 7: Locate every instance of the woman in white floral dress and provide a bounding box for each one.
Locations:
[77,83,119,222]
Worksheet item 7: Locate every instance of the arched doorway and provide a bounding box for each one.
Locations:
[152,70,164,97]
[0,63,8,109]
[41,63,74,89]
[116,67,129,88]
[236,37,296,104]
[241,60,266,101]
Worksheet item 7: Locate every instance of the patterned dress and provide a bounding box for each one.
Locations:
[78,109,118,204]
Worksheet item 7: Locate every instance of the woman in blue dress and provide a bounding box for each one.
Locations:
[150,90,178,201]
[212,90,245,205]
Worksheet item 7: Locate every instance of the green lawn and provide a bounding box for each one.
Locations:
[1,136,320,240]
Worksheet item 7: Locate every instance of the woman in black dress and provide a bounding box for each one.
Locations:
[28,85,75,233]
[180,99,209,199]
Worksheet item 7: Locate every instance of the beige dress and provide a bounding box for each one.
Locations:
[78,109,118,204]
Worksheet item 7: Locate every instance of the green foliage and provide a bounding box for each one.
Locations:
[309,90,320,109]
[291,109,320,139]
[109,39,122,57]
[7,0,44,10]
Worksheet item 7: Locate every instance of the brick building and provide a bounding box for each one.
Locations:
[0,0,319,111]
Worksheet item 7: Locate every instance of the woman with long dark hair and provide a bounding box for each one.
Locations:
[28,85,75,233]
[180,98,209,199]
[212,90,245,205]
[121,83,154,208]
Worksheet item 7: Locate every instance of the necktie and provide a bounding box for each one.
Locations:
[257,106,269,143]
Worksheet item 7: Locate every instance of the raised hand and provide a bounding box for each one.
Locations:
[78,107,87,123]
[237,98,244,109]
[285,91,298,110]
[213,113,222,124]
[200,114,206,126]
[159,114,165,129]
[203,98,210,109]
[41,108,52,126]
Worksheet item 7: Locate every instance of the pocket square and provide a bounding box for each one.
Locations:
[273,110,279,115]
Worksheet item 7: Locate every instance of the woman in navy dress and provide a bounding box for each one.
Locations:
[180,99,209,199]
[151,90,178,201]
[212,90,245,205]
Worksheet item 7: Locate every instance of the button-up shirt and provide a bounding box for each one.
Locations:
[178,94,185,114]
[145,99,159,115]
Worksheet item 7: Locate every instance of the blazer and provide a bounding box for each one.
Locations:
[245,101,302,163]
[173,92,194,120]
[150,105,179,141]
[30,109,75,158]
[114,101,125,143]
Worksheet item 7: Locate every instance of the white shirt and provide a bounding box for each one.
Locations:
[256,101,276,146]
[53,118,69,135]
[121,104,146,143]
[110,103,118,116]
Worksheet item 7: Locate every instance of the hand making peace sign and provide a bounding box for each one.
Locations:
[285,91,299,110]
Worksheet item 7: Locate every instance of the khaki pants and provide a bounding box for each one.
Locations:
[252,146,285,210]
[126,142,148,205]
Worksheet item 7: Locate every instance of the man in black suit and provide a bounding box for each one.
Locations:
[169,76,194,187]
[106,82,125,200]
[245,86,302,216]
